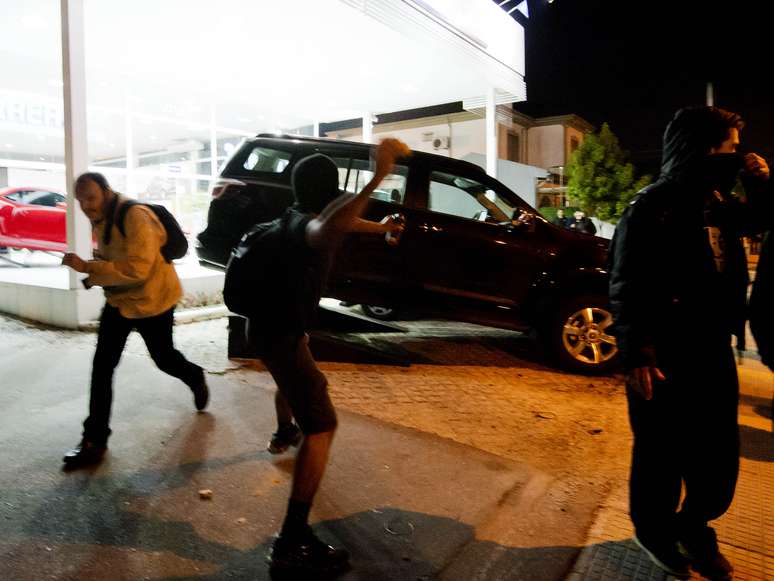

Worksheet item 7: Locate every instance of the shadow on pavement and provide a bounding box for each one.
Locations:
[740,392,773,418]
[151,507,582,581]
[12,479,583,581]
[739,423,774,462]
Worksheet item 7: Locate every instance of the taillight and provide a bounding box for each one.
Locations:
[210,183,229,199]
[209,179,245,199]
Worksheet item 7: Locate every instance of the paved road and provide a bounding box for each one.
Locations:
[1,313,769,580]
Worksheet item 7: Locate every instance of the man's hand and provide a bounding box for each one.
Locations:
[62,252,87,273]
[374,138,410,179]
[744,153,769,180]
[626,366,666,400]
[380,215,404,246]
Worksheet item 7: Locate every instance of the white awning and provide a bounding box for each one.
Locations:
[1,0,525,160]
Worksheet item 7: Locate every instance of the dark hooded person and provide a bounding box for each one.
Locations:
[750,231,774,371]
[609,107,772,580]
[246,139,409,576]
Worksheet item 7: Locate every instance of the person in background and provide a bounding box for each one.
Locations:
[569,210,597,235]
[552,208,570,228]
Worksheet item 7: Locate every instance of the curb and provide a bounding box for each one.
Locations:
[77,303,228,331]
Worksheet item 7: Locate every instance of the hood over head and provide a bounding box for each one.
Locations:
[660,107,745,191]
[292,153,341,214]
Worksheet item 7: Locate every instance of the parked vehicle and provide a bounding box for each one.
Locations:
[0,187,67,253]
[196,135,617,373]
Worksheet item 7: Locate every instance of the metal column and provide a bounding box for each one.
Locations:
[485,87,498,178]
[61,0,92,290]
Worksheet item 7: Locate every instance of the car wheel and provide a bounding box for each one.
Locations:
[550,295,618,374]
[361,305,397,320]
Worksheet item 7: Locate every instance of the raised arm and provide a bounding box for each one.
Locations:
[305,138,410,252]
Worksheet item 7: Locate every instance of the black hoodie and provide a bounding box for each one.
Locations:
[609,109,771,369]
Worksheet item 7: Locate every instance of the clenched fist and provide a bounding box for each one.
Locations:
[374,138,411,179]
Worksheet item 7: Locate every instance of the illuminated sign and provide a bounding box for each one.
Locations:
[0,91,64,134]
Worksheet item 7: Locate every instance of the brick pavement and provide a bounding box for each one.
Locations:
[567,358,773,581]
[300,322,773,581]
[5,311,768,579]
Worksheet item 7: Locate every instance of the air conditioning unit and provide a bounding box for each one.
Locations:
[432,136,450,150]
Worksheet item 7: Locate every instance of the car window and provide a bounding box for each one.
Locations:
[332,157,407,204]
[429,171,517,222]
[5,190,30,203]
[242,146,292,173]
[26,191,63,207]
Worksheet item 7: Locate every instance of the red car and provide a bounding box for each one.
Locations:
[0,187,67,253]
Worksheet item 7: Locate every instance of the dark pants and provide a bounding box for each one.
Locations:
[246,320,337,435]
[626,335,740,541]
[83,304,203,444]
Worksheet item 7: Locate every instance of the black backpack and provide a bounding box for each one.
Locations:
[105,200,189,262]
[223,215,288,319]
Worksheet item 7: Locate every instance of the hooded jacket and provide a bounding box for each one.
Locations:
[609,109,771,369]
[750,231,774,369]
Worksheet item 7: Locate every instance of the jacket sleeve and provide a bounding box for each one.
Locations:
[608,200,659,369]
[750,231,774,370]
[731,175,774,236]
[84,207,162,287]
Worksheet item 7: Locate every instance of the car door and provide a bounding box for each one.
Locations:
[2,190,35,246]
[406,162,548,312]
[13,190,67,252]
[0,192,18,245]
[325,151,422,308]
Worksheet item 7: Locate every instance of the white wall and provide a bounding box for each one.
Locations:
[0,282,102,328]
[330,107,526,164]
[329,111,546,208]
[591,217,616,240]
[527,125,564,169]
[330,117,492,161]
[463,153,546,208]
[7,168,67,191]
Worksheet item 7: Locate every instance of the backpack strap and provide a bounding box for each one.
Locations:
[101,195,121,246]
[115,199,140,238]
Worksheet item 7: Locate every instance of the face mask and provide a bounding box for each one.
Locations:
[704,152,744,194]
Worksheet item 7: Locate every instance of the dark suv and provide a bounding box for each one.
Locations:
[196,135,617,373]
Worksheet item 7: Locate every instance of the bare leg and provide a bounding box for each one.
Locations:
[275,389,294,427]
[290,430,335,502]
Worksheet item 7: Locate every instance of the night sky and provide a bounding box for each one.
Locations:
[518,0,774,177]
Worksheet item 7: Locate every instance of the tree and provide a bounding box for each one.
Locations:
[566,123,651,224]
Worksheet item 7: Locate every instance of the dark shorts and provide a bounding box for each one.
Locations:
[247,322,337,435]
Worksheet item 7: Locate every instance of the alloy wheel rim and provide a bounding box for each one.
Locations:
[562,307,618,365]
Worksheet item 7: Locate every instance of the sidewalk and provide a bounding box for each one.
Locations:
[567,357,773,581]
[0,342,578,581]
[0,314,770,580]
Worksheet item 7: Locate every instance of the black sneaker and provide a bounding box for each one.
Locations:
[267,529,350,576]
[190,372,209,411]
[633,533,691,578]
[63,440,107,468]
[679,526,733,581]
[268,424,302,454]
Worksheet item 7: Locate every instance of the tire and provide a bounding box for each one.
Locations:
[361,304,397,320]
[549,294,618,374]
